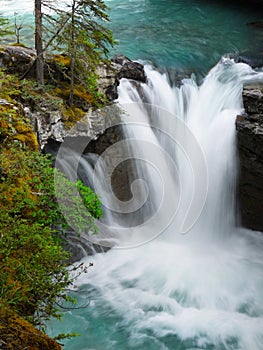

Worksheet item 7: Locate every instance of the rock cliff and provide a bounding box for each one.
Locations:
[0,46,146,149]
[236,84,263,232]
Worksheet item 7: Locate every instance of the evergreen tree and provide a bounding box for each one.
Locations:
[43,0,115,105]
[0,15,13,39]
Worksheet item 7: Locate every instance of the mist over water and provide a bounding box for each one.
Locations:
[48,60,263,350]
[3,0,263,348]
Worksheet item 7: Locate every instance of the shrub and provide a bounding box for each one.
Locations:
[0,144,102,326]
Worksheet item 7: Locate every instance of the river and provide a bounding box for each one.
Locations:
[1,1,263,349]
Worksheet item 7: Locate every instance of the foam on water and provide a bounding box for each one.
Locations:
[47,59,263,350]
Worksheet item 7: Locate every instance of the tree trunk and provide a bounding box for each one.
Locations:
[35,0,44,85]
[69,0,76,107]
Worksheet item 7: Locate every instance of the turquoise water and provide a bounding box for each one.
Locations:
[106,0,262,72]
[2,1,263,349]
[1,0,262,71]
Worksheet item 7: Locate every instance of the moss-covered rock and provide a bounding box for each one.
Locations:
[0,98,38,150]
[0,307,62,350]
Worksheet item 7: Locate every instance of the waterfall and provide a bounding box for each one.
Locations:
[49,59,263,350]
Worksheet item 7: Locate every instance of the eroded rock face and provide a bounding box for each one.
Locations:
[24,103,65,146]
[236,85,263,232]
[0,47,146,150]
[58,56,146,145]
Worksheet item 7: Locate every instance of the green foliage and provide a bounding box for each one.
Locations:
[0,68,85,130]
[0,15,13,39]
[0,69,63,112]
[0,10,107,334]
[45,0,115,60]
[0,211,71,324]
[0,145,102,234]
[54,168,103,235]
[53,332,81,341]
[0,96,39,150]
[77,179,103,219]
[43,0,115,104]
[0,144,103,326]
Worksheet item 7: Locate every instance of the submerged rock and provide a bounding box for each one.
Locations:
[236,84,263,232]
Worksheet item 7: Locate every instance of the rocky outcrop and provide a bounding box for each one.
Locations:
[24,101,65,146]
[236,85,263,231]
[0,45,36,76]
[52,56,146,144]
[0,46,146,149]
[97,55,147,101]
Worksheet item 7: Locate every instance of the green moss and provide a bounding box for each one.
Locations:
[55,83,95,104]
[62,105,86,129]
[0,53,105,343]
[0,307,62,350]
[0,102,38,150]
[53,53,71,67]
[8,42,27,48]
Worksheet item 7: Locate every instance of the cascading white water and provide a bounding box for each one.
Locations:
[49,59,263,350]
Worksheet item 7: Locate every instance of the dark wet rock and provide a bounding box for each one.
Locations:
[236,52,263,69]
[64,230,110,264]
[242,87,263,114]
[117,61,147,83]
[112,55,132,66]
[247,21,263,29]
[97,55,146,101]
[236,84,263,232]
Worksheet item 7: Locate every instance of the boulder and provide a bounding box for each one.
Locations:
[97,55,147,101]
[0,46,70,81]
[117,60,147,83]
[0,45,36,76]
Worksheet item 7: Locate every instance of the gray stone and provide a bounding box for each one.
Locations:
[236,84,263,232]
[76,121,89,132]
